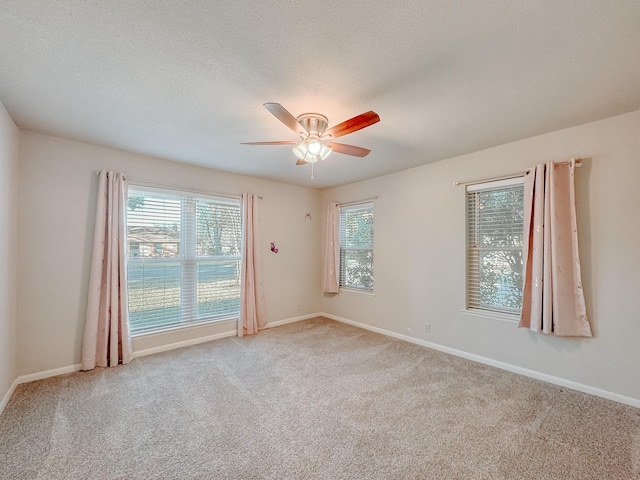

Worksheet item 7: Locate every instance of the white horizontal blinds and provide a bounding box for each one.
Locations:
[195,198,242,319]
[466,178,524,313]
[339,202,374,290]
[126,187,241,334]
[127,189,183,333]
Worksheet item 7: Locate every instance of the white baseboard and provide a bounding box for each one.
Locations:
[134,313,323,357]
[17,364,82,385]
[267,313,321,328]
[0,377,20,417]
[320,312,640,409]
[133,329,238,358]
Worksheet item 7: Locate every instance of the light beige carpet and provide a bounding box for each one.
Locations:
[1,317,639,479]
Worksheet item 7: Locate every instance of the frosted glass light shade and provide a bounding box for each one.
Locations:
[293,143,306,159]
[319,143,332,160]
[304,151,318,163]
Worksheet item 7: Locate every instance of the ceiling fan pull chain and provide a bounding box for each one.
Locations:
[310,161,315,180]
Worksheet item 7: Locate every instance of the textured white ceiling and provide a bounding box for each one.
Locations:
[1,1,639,188]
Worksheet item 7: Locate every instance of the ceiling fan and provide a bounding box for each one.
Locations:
[242,103,380,176]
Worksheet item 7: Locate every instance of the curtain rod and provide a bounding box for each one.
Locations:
[94,171,262,200]
[453,158,582,187]
[339,195,379,207]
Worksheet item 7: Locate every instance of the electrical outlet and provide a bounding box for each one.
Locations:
[424,323,431,333]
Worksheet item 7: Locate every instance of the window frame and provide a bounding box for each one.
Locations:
[465,177,525,318]
[126,184,242,336]
[339,201,375,293]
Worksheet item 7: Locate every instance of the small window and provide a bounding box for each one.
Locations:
[339,202,374,291]
[466,178,524,314]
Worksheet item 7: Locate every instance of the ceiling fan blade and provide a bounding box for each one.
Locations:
[263,103,308,135]
[326,142,371,157]
[241,141,297,145]
[296,158,308,166]
[324,111,380,139]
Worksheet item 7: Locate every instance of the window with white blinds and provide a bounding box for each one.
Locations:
[466,178,524,314]
[339,202,374,291]
[126,186,242,334]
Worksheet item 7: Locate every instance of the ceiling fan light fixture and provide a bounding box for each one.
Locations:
[293,136,332,163]
[244,103,380,173]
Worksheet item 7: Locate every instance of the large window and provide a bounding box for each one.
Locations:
[466,178,524,314]
[339,202,374,291]
[126,187,242,334]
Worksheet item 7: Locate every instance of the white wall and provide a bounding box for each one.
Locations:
[17,132,322,376]
[320,110,640,402]
[0,100,20,405]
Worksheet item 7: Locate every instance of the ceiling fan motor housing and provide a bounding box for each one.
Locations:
[296,113,329,136]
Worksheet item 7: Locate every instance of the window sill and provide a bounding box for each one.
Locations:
[131,316,237,338]
[339,287,375,297]
[460,308,519,324]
